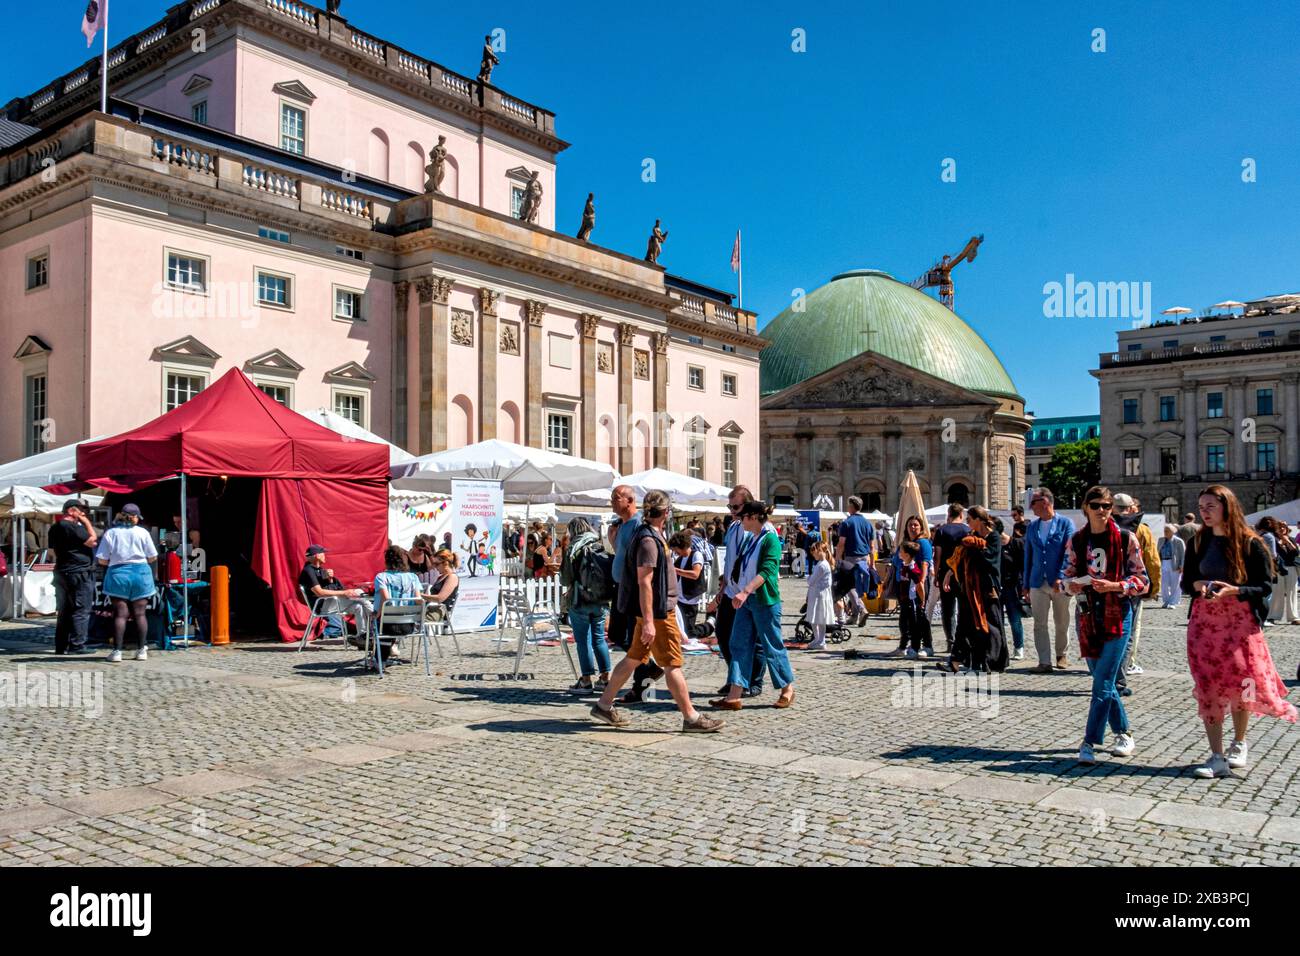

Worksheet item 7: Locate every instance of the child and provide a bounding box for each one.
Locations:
[805,540,835,649]
[669,531,706,635]
[896,540,932,658]
[460,523,479,578]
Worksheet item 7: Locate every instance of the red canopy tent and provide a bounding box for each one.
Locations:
[77,369,389,642]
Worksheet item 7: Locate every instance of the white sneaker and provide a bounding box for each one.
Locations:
[1193,754,1232,779]
[1125,663,1144,675]
[1078,742,1097,765]
[134,646,148,661]
[917,647,929,659]
[904,647,917,659]
[106,649,122,663]
[1263,621,1275,628]
[1226,739,1249,769]
[1111,732,1135,757]
[1012,647,1025,661]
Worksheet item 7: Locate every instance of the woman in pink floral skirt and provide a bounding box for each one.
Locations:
[1182,485,1297,779]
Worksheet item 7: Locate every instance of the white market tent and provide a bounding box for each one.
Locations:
[391,439,617,500]
[561,466,731,508]
[1247,499,1300,526]
[301,408,415,467]
[1,486,104,518]
[2,485,104,620]
[0,439,104,488]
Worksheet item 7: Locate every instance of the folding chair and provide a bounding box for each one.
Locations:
[297,587,357,651]
[504,589,577,678]
[411,602,461,675]
[367,600,424,678]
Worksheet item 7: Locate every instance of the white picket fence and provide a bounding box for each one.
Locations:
[497,575,564,616]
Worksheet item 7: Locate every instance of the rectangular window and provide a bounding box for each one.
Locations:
[26,253,49,290]
[1210,334,1226,342]
[510,186,526,219]
[165,372,205,411]
[1162,339,1178,348]
[1067,428,1079,441]
[721,344,736,354]
[1159,395,1176,421]
[1256,388,1274,416]
[258,226,290,244]
[1126,343,1142,352]
[546,413,572,454]
[256,271,292,308]
[687,366,704,390]
[257,383,291,407]
[1206,445,1226,473]
[1206,392,1223,418]
[166,252,206,292]
[191,101,207,125]
[334,288,364,322]
[1160,448,1178,476]
[1259,330,1275,338]
[333,391,365,426]
[722,373,737,396]
[1052,428,1064,441]
[1257,442,1277,472]
[1122,398,1139,424]
[24,374,47,456]
[280,104,306,154]
[336,246,365,261]
[686,335,704,346]
[1123,449,1141,477]
[687,437,705,480]
[722,442,738,487]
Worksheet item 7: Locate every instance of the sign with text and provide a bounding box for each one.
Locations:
[449,478,503,630]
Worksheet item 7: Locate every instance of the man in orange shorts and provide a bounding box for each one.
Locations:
[591,490,724,733]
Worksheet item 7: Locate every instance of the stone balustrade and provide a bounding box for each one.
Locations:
[152,137,216,175]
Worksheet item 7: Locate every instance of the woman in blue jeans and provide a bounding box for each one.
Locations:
[711,500,795,711]
[559,517,611,695]
[1063,485,1150,765]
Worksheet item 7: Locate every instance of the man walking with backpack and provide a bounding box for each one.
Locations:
[607,485,663,702]
[560,517,613,695]
[591,490,724,733]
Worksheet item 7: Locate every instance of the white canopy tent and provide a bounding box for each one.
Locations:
[0,439,104,488]
[561,467,731,507]
[391,439,618,501]
[2,486,105,620]
[302,408,415,467]
[1247,499,1300,526]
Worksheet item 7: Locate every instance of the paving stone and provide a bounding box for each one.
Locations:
[0,804,78,835]
[1259,817,1300,844]
[152,771,266,798]
[642,736,741,757]
[50,786,174,817]
[225,756,331,780]
[942,776,1058,804]
[711,745,809,767]
[783,755,881,779]
[308,744,402,766]
[1035,788,1158,821]
[1144,801,1269,837]
[866,765,967,791]
[367,731,462,753]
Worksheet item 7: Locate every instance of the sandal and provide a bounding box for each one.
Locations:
[774,688,796,709]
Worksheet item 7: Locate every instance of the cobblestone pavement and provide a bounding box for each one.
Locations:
[1,579,1298,866]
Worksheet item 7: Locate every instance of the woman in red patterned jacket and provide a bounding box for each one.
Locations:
[1063,485,1149,767]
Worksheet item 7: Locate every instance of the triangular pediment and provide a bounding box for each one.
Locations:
[718,420,744,438]
[683,415,711,434]
[324,361,376,384]
[760,351,997,412]
[245,349,304,377]
[182,74,212,96]
[14,335,52,359]
[151,335,220,366]
[272,80,317,104]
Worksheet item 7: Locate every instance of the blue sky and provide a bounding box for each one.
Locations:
[9,0,1298,417]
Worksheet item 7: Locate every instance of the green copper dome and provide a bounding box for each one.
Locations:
[760,270,1020,400]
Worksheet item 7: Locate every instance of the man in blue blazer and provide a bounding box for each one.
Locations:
[1022,488,1077,672]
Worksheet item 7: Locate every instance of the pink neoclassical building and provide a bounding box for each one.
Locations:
[0,0,763,488]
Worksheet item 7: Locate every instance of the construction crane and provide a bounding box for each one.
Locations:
[910,234,984,311]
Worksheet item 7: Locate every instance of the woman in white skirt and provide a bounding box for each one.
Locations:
[803,541,835,650]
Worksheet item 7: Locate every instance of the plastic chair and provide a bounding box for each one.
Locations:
[411,601,461,675]
[297,586,356,651]
[367,600,424,678]
[503,589,577,678]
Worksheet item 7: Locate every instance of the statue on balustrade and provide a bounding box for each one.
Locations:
[478,35,500,85]
[645,219,668,264]
[424,135,447,194]
[519,170,543,224]
[577,193,595,242]
[327,0,341,14]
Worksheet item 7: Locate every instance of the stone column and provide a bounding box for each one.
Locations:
[796,432,813,510]
[652,331,669,469]
[1182,381,1198,477]
[478,287,500,441]
[926,427,942,505]
[414,275,453,455]
[839,431,855,504]
[580,314,599,459]
[617,323,635,474]
[1229,376,1246,475]
[393,281,409,449]
[883,428,902,513]
[524,300,547,449]
[973,426,989,507]
[1284,372,1300,474]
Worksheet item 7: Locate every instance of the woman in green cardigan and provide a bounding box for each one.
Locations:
[712,499,796,710]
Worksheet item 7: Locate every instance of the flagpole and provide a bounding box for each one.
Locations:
[100,0,109,113]
[737,229,743,310]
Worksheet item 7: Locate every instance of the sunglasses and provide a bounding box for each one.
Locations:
[1087,502,1113,512]
[728,503,743,511]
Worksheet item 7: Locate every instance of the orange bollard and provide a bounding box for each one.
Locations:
[210,565,230,645]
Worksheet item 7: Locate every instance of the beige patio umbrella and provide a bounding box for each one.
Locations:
[1211,300,1245,314]
[1161,306,1192,317]
[894,469,930,553]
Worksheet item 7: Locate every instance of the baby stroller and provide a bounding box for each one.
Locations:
[794,567,856,645]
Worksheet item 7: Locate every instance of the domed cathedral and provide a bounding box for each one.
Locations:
[759,270,1031,512]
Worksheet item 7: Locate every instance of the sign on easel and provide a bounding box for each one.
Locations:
[448,478,503,630]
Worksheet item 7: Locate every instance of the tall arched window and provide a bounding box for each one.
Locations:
[946,483,970,506]
[369,128,390,182]
[1008,456,1017,508]
[1161,496,1180,522]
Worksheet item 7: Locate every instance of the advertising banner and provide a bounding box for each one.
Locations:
[449,478,503,630]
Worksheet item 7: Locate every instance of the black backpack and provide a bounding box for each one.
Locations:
[574,540,616,604]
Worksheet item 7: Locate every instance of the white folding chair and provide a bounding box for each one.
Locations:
[297,587,355,651]
[505,589,577,678]
[367,600,424,678]
[411,601,461,675]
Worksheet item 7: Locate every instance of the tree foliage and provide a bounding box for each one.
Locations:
[1038,437,1101,508]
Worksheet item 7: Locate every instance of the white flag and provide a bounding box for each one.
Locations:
[81,0,107,48]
